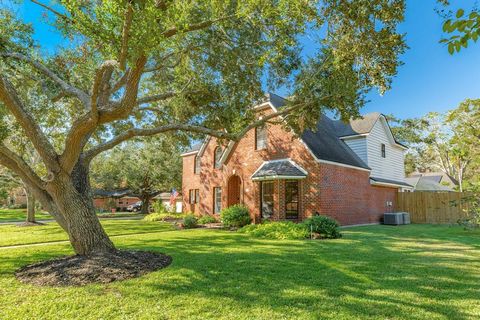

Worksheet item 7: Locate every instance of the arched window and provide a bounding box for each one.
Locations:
[214,146,223,169]
[255,125,267,150]
[194,155,201,174]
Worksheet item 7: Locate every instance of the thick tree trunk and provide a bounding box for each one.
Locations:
[47,161,116,256]
[24,186,36,223]
[140,193,151,214]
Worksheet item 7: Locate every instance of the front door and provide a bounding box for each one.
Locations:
[227,175,241,207]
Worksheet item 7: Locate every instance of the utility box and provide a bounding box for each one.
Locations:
[402,212,411,225]
[384,212,404,225]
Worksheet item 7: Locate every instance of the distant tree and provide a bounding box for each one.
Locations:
[91,136,183,214]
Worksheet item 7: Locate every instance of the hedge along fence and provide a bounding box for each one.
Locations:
[396,192,472,224]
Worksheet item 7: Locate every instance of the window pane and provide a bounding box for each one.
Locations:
[285,181,299,219]
[189,190,195,204]
[261,181,274,219]
[194,156,201,174]
[255,126,267,150]
[214,147,223,169]
[214,187,222,214]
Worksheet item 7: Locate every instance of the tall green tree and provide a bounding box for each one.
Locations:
[91,136,183,214]
[0,1,406,256]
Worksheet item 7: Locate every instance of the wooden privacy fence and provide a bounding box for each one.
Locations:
[396,192,471,224]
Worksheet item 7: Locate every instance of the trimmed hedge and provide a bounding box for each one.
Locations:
[220,205,251,228]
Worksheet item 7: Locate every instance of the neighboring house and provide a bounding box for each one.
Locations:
[153,192,183,213]
[93,189,141,212]
[405,172,456,192]
[5,187,27,207]
[407,172,458,190]
[181,94,412,225]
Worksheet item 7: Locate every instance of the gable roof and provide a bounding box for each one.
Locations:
[301,115,370,170]
[180,93,405,171]
[251,159,307,181]
[405,176,454,192]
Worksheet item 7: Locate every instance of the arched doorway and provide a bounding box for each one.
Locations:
[227,175,242,207]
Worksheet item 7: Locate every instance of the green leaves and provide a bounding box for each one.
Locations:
[440,5,480,54]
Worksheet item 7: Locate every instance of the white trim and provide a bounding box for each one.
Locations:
[370,179,410,189]
[252,175,306,181]
[253,102,273,110]
[197,137,211,157]
[288,159,308,175]
[339,133,369,140]
[219,140,236,165]
[180,151,198,157]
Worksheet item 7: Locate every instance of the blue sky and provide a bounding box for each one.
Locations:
[13,0,480,120]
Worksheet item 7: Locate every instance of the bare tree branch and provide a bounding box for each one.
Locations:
[30,0,71,22]
[0,76,60,172]
[0,52,90,106]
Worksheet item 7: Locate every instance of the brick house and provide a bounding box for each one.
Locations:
[181,94,412,225]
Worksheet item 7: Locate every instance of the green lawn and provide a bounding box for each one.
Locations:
[0,223,479,320]
[0,208,142,223]
[0,208,52,222]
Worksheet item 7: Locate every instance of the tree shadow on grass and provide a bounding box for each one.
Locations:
[112,228,480,319]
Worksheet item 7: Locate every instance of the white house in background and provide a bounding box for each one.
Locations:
[333,112,411,190]
[154,192,183,213]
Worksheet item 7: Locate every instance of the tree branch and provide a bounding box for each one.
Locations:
[0,144,45,191]
[162,14,237,38]
[119,3,134,71]
[0,52,90,106]
[0,76,60,172]
[84,102,306,161]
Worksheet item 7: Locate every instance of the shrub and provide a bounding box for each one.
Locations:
[302,215,342,239]
[183,214,198,229]
[240,221,309,240]
[152,201,170,214]
[198,215,218,224]
[143,212,186,222]
[220,205,251,228]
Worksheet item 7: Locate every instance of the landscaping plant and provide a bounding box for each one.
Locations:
[198,215,218,225]
[302,215,342,239]
[240,221,309,240]
[182,215,198,229]
[220,205,251,228]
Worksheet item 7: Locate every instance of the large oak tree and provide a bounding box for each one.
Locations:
[0,0,406,256]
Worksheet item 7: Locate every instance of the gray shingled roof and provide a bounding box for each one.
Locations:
[370,177,413,188]
[405,177,453,191]
[332,112,381,137]
[301,115,371,170]
[252,160,307,180]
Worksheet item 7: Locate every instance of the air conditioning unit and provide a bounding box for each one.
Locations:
[402,212,411,225]
[384,212,404,225]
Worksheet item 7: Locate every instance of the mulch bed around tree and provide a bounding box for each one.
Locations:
[15,250,172,287]
[16,221,45,227]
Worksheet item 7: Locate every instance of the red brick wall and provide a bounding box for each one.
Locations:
[93,196,141,211]
[182,106,398,225]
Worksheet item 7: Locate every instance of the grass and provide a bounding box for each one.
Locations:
[0,223,479,319]
[0,208,52,222]
[0,208,142,223]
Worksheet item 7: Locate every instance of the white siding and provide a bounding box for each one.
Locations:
[343,137,368,164]
[366,118,405,181]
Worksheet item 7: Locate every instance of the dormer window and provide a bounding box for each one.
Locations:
[381,144,386,158]
[214,146,223,169]
[255,125,267,150]
[194,155,201,174]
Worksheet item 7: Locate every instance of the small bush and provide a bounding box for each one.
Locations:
[143,212,186,222]
[220,205,251,228]
[183,214,198,229]
[240,221,309,240]
[152,201,170,214]
[198,215,218,224]
[302,215,342,239]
